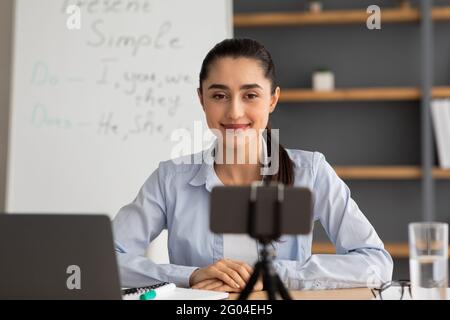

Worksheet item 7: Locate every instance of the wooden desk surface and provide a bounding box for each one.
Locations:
[228,288,373,300]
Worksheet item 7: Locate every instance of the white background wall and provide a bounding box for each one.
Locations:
[0,0,13,211]
[2,0,231,265]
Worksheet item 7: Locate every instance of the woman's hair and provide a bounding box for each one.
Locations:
[199,38,294,185]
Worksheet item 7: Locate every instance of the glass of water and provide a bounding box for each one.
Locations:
[409,222,448,300]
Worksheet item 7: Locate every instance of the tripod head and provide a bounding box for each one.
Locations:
[248,181,283,242]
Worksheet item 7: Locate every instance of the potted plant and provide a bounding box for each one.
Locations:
[312,68,335,91]
[307,0,323,13]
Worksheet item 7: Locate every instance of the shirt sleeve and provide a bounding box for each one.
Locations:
[273,152,393,290]
[112,163,198,288]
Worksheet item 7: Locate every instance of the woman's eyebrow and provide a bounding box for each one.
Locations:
[208,84,229,90]
[207,83,263,90]
[240,84,263,90]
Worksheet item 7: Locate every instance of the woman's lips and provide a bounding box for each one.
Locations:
[221,123,251,130]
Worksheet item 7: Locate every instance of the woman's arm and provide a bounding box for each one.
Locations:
[273,152,393,290]
[112,165,198,288]
[112,163,250,290]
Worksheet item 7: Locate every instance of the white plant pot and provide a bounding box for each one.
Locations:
[309,1,323,13]
[312,71,335,91]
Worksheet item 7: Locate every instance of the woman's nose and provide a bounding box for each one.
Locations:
[227,97,245,120]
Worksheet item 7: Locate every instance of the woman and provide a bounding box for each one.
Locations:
[113,38,393,292]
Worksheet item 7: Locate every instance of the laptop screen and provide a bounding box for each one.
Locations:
[0,214,122,300]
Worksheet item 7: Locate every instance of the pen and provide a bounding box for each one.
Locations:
[139,283,176,300]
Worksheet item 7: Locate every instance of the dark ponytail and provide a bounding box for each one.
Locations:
[265,123,294,186]
[199,38,295,185]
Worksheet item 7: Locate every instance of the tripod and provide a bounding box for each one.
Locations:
[238,239,292,300]
[238,182,292,300]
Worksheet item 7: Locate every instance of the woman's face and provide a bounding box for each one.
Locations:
[198,57,280,152]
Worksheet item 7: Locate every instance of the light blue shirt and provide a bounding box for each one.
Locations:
[112,143,393,290]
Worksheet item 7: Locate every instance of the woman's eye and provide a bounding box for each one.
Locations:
[212,94,226,100]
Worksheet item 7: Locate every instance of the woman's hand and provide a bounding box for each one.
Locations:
[189,258,253,290]
[192,278,264,292]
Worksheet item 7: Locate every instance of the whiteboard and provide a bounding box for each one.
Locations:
[7,0,232,217]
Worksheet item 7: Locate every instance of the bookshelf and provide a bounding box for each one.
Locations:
[334,166,450,180]
[312,242,450,258]
[234,1,450,276]
[279,86,450,102]
[234,6,450,27]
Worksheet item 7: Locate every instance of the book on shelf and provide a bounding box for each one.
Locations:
[430,99,450,169]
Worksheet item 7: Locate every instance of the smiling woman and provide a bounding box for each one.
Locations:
[112,38,393,293]
[86,19,182,56]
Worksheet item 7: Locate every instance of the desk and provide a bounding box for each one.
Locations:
[228,288,373,300]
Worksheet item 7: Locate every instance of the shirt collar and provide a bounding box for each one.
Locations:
[188,142,221,192]
[188,137,270,192]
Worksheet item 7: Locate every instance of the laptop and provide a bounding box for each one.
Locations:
[0,214,122,300]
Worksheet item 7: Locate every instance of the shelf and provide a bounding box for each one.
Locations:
[312,242,450,258]
[430,86,450,98]
[234,7,450,27]
[431,6,450,21]
[279,87,450,102]
[333,166,450,180]
[434,168,450,179]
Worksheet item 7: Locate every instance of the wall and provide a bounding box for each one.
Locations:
[0,0,13,211]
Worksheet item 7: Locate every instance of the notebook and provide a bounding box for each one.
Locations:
[122,282,229,300]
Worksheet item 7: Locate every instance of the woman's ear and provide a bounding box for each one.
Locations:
[197,88,205,111]
[269,86,280,113]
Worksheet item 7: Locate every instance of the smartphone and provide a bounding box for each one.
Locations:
[210,185,313,238]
